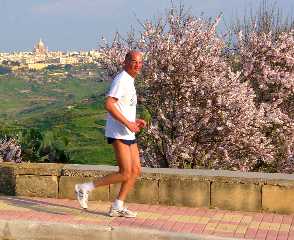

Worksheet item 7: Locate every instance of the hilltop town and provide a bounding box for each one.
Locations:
[0,39,102,70]
[0,39,103,83]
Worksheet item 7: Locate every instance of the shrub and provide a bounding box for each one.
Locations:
[236,29,294,173]
[0,137,22,163]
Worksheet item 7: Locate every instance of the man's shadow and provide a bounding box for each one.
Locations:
[0,166,108,217]
[0,195,108,217]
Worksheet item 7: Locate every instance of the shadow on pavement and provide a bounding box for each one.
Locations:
[0,196,108,217]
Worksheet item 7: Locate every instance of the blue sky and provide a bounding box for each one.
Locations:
[1,0,293,52]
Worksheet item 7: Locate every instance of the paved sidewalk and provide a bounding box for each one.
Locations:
[0,196,293,240]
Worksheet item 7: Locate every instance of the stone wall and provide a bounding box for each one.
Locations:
[0,163,294,214]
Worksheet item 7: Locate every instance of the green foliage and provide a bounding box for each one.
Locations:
[19,128,43,161]
[138,107,152,125]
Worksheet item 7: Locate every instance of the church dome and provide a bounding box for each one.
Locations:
[33,38,48,54]
[37,39,45,47]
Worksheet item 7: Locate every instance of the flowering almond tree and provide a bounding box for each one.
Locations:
[99,7,274,171]
[237,30,294,172]
[0,137,22,163]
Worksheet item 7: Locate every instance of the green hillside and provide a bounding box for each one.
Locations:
[0,74,115,165]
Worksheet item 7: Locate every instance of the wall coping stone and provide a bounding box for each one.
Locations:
[62,164,294,186]
[1,163,294,186]
[0,163,64,176]
[62,164,118,177]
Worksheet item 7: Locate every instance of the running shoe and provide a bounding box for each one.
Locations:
[75,184,89,209]
[108,206,137,218]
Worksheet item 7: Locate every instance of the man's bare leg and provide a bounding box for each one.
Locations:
[117,143,141,201]
[92,140,133,189]
[107,141,141,217]
[75,140,140,217]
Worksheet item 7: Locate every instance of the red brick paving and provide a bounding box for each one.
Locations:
[0,196,294,239]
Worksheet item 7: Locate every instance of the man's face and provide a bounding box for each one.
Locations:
[125,53,143,78]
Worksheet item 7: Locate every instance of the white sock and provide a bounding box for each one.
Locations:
[80,182,95,192]
[112,199,124,209]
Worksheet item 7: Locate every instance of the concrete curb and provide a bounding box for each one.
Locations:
[0,219,248,240]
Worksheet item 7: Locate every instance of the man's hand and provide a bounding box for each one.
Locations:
[126,121,140,133]
[136,119,147,129]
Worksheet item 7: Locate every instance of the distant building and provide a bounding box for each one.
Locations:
[33,39,48,55]
[59,56,79,65]
[27,63,48,70]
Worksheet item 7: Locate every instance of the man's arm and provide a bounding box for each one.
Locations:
[105,96,140,133]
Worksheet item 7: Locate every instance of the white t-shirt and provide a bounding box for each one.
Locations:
[105,71,137,140]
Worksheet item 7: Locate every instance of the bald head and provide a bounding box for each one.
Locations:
[124,50,143,78]
[124,51,142,63]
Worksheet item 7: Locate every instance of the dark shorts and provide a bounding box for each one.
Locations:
[107,137,136,145]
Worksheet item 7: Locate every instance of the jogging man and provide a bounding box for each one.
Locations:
[75,50,146,218]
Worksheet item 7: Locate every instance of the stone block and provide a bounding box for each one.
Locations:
[58,176,109,201]
[110,178,159,204]
[16,175,58,198]
[0,166,16,195]
[159,178,210,207]
[262,185,294,214]
[211,182,261,211]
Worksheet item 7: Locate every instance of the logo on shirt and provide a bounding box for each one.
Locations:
[129,93,137,106]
